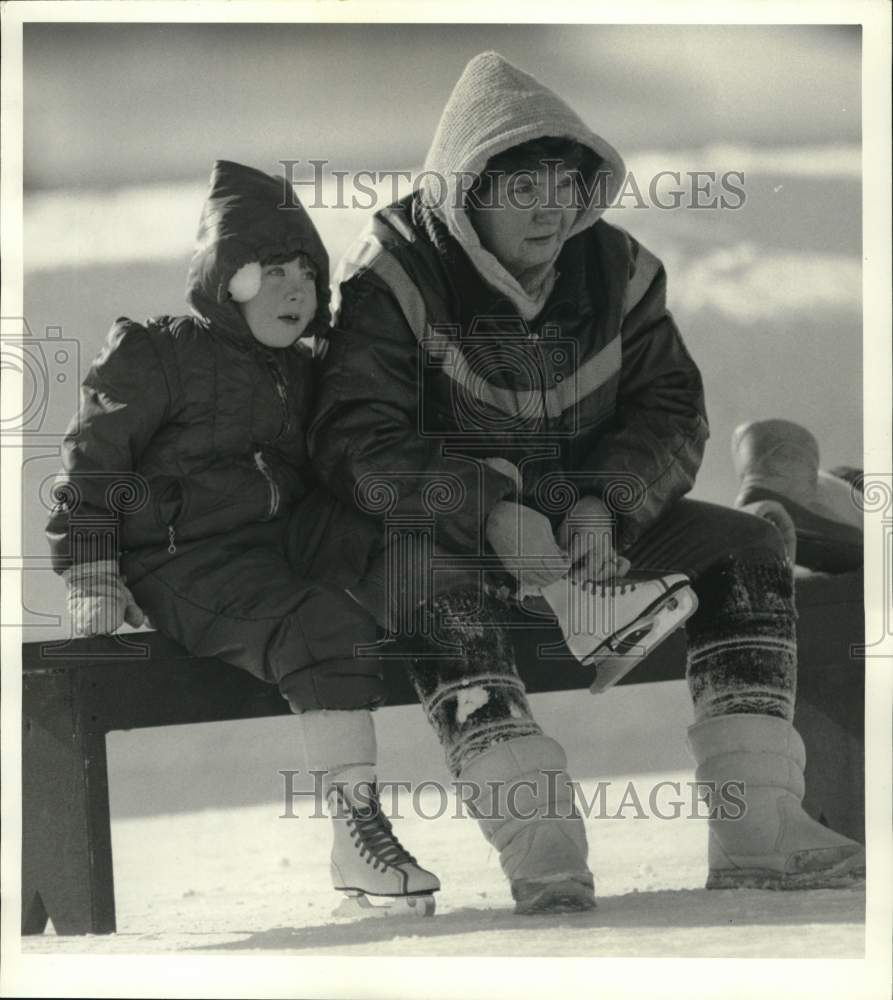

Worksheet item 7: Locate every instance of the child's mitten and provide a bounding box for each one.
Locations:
[63,560,146,635]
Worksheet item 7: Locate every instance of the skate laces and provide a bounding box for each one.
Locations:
[343,793,417,870]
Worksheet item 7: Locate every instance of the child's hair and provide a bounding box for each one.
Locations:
[228,249,321,306]
[467,136,603,211]
[261,250,318,277]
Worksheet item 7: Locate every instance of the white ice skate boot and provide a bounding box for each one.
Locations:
[459,735,596,915]
[328,783,441,917]
[540,572,698,692]
[688,714,865,889]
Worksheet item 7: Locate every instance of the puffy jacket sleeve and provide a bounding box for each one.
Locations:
[46,318,173,572]
[308,272,517,553]
[581,236,709,549]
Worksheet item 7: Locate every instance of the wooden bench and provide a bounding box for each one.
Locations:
[21,569,865,936]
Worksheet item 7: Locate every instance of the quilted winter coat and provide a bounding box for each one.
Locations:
[46,160,385,710]
[308,53,709,560]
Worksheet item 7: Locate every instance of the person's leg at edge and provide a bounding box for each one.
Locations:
[625,499,865,889]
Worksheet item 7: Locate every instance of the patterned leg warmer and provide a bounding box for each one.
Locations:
[686,549,797,722]
[401,588,542,776]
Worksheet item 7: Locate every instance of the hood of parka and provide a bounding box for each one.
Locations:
[185,160,331,346]
[420,51,626,320]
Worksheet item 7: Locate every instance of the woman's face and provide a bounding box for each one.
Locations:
[470,164,579,280]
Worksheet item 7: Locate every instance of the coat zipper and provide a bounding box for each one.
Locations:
[253,351,289,519]
[159,480,185,555]
[254,448,280,518]
[263,352,292,438]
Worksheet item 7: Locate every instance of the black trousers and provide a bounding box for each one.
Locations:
[370,499,796,774]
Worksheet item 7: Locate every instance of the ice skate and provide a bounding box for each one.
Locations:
[328,784,440,918]
[540,572,698,693]
[688,714,865,890]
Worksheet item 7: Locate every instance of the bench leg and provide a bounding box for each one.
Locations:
[23,671,116,934]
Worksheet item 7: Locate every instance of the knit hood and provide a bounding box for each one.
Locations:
[186,160,331,345]
[421,52,626,319]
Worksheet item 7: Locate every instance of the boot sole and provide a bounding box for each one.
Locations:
[513,879,597,915]
[706,851,866,890]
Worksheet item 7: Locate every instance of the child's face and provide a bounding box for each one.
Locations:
[239,258,318,348]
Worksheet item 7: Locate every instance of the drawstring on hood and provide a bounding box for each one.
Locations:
[185,160,331,346]
[421,52,626,320]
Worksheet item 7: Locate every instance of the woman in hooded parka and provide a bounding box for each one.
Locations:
[308,52,865,914]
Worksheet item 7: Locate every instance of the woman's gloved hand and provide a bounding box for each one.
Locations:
[485,500,571,591]
[557,495,630,584]
[63,559,146,635]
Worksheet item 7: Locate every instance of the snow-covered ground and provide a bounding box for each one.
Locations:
[20,773,866,959]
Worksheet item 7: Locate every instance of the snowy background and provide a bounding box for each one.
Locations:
[10,19,871,973]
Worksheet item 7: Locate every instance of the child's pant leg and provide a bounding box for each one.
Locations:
[121,518,385,713]
[623,499,797,722]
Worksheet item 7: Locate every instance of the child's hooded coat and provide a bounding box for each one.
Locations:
[46,161,384,709]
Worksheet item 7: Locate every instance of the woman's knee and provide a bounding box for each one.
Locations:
[724,506,789,562]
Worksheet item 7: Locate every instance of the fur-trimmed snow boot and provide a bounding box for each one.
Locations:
[459,734,595,914]
[688,713,865,889]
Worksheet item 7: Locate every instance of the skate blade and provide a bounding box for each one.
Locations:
[588,586,699,694]
[332,891,436,918]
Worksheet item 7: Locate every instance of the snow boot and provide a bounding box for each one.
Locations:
[459,734,595,914]
[540,572,698,692]
[328,780,441,917]
[687,713,865,889]
[732,419,863,571]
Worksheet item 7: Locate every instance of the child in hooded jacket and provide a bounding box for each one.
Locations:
[46,160,440,909]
